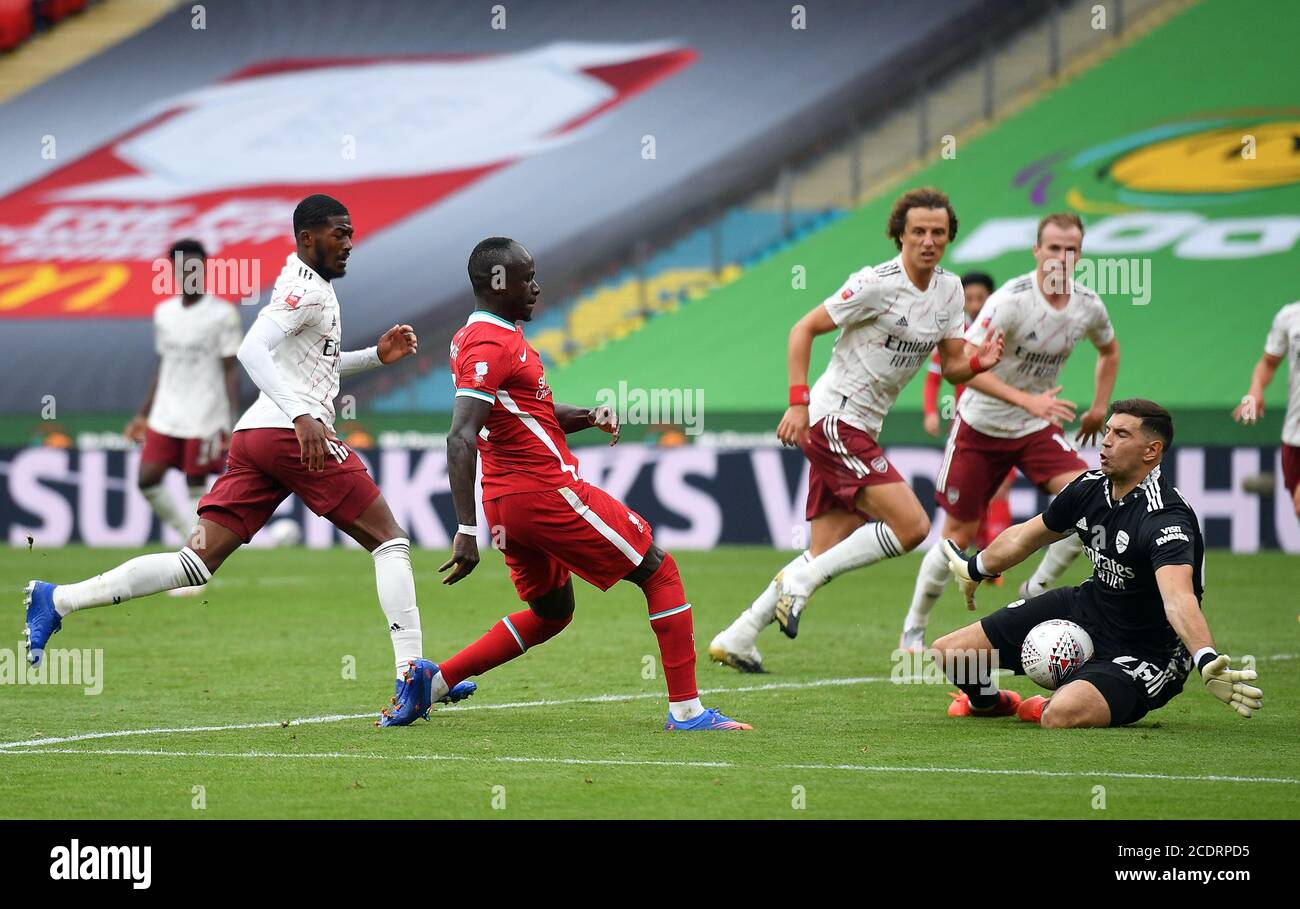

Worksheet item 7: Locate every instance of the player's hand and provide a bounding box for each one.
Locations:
[1232,393,1262,425]
[1023,386,1077,426]
[923,412,941,437]
[293,415,330,471]
[1200,654,1264,718]
[439,532,480,585]
[377,324,418,364]
[975,330,1004,371]
[942,539,981,610]
[1074,406,1106,446]
[777,405,810,448]
[588,404,620,445]
[123,415,149,444]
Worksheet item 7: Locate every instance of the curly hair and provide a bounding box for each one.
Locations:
[886,187,958,250]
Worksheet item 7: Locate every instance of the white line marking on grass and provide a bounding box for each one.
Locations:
[1,748,1294,785]
[0,675,888,750]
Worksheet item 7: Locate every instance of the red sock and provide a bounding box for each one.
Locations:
[642,553,698,702]
[440,608,571,688]
[985,497,1012,540]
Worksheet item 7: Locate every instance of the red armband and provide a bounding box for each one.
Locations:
[789,384,810,406]
[969,355,987,376]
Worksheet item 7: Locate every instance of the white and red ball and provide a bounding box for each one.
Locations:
[1020,619,1094,690]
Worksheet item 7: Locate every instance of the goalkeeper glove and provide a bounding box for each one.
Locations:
[1198,653,1264,718]
[942,540,999,611]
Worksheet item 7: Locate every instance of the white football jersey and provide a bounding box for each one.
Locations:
[148,295,242,439]
[1264,301,1300,446]
[810,255,965,436]
[959,270,1115,438]
[234,253,344,433]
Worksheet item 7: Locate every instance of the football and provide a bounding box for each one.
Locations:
[1020,620,1095,690]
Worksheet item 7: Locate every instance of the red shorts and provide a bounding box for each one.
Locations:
[1283,444,1300,496]
[197,428,380,543]
[801,414,906,520]
[936,417,1087,521]
[140,428,226,478]
[484,479,655,602]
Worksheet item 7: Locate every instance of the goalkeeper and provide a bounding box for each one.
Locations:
[930,399,1263,727]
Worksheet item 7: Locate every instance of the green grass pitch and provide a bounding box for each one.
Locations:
[1,544,1296,819]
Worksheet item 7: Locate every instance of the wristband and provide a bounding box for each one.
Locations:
[969,354,987,376]
[456,524,478,538]
[1194,647,1219,673]
[789,384,810,406]
[968,552,1001,581]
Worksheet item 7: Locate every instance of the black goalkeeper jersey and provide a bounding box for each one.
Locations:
[1042,464,1204,666]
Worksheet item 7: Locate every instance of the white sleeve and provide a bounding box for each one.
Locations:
[340,346,382,377]
[238,316,311,422]
[1265,306,1292,358]
[822,266,888,327]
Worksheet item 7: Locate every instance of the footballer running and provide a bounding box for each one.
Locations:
[936,399,1263,727]
[1232,298,1300,522]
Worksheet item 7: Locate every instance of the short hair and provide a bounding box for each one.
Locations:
[1110,398,1174,451]
[168,238,206,260]
[293,194,349,236]
[960,271,995,294]
[886,187,958,250]
[1036,212,1085,244]
[468,237,520,293]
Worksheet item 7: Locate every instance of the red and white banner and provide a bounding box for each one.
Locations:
[0,42,694,319]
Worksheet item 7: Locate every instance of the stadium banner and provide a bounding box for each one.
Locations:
[3,443,1296,553]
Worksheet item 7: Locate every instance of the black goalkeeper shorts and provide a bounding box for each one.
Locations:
[980,586,1185,726]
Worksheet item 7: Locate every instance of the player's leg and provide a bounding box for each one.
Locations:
[709,508,860,670]
[1033,678,1112,728]
[904,420,1014,650]
[137,431,193,538]
[977,471,1016,549]
[776,480,926,638]
[1021,467,1087,597]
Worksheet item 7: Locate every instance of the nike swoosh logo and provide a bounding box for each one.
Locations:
[519,348,527,363]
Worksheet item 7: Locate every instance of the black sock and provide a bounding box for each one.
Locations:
[943,650,999,709]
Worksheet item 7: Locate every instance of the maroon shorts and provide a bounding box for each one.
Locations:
[140,428,226,478]
[1283,444,1300,496]
[197,428,380,543]
[801,414,906,521]
[484,479,655,602]
[936,417,1087,521]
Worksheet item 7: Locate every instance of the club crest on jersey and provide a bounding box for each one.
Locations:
[1115,530,1130,553]
[947,488,960,504]
[934,307,950,328]
[871,456,888,473]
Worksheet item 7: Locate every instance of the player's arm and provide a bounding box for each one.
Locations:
[1233,352,1283,424]
[961,356,1078,426]
[340,324,418,377]
[237,317,329,470]
[937,332,1003,385]
[922,355,942,436]
[124,364,159,442]
[554,403,620,444]
[776,303,838,447]
[1156,564,1263,718]
[440,394,493,585]
[222,357,240,426]
[943,514,1067,610]
[1077,336,1120,445]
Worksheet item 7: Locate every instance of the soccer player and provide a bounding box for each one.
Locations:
[936,399,1263,727]
[24,194,471,726]
[899,213,1120,652]
[123,239,241,595]
[1232,299,1300,521]
[432,237,749,731]
[921,271,1014,558]
[709,188,1004,673]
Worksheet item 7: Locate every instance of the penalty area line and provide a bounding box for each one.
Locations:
[0,748,1294,785]
[0,675,888,750]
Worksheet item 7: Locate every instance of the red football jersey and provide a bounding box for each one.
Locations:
[450,310,581,500]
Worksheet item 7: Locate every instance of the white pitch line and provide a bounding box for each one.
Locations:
[0,675,888,750]
[0,747,1294,785]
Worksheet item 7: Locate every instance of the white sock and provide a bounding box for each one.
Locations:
[430,670,449,701]
[373,537,422,679]
[1026,534,1084,595]
[669,697,705,722]
[52,547,211,616]
[723,551,810,647]
[787,522,905,596]
[904,542,951,631]
[140,484,192,538]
